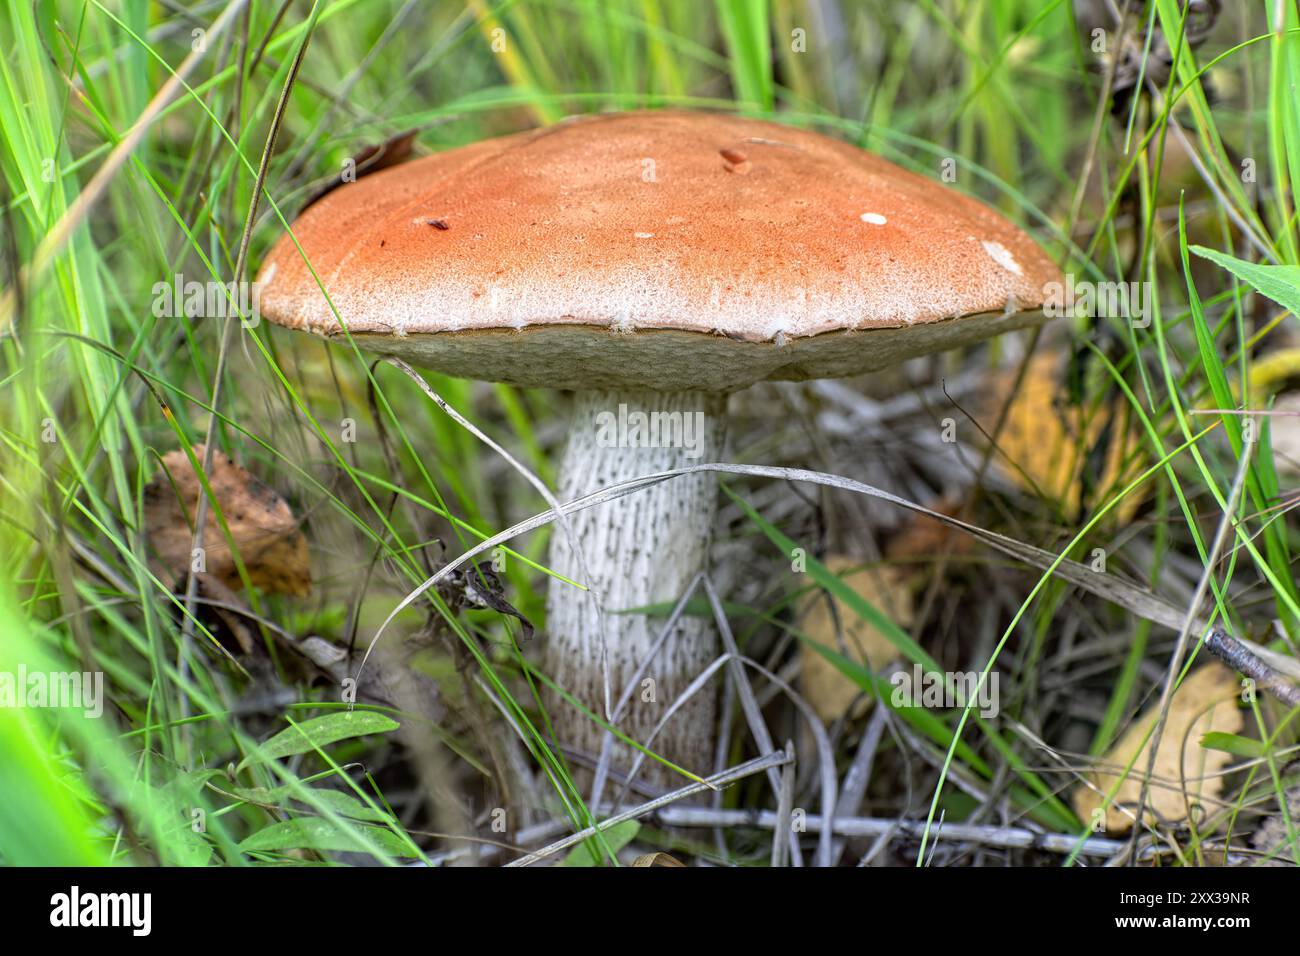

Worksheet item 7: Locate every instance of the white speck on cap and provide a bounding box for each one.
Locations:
[860,212,887,225]
[635,231,654,239]
[981,240,1022,276]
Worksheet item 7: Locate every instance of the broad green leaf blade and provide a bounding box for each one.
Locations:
[239,818,416,858]
[1190,246,1300,318]
[230,786,395,824]
[560,821,640,867]
[238,712,400,771]
[1200,732,1265,759]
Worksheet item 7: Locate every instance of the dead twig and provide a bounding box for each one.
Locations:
[505,750,792,867]
[1203,627,1300,709]
[638,807,1129,859]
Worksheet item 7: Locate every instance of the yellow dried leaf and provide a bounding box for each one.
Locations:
[1246,345,1300,400]
[797,556,913,723]
[1263,392,1300,475]
[1072,664,1244,834]
[988,351,1143,518]
[631,852,684,867]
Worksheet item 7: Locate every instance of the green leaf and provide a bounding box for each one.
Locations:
[238,711,400,771]
[239,818,416,857]
[1200,732,1265,759]
[230,786,395,824]
[1190,246,1300,318]
[152,769,224,866]
[559,821,640,867]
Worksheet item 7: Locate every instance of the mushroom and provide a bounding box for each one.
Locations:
[256,110,1063,787]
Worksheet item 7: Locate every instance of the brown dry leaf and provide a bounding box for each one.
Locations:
[631,852,684,867]
[1072,664,1244,834]
[144,445,311,597]
[797,556,913,724]
[986,351,1144,519]
[886,494,976,564]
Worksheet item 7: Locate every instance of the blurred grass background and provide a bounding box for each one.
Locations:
[2,0,1300,866]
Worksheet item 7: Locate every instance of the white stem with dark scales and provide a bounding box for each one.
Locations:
[543,388,727,786]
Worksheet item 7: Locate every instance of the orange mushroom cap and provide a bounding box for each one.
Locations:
[257,110,1062,391]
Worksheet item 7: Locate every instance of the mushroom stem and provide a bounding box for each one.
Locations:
[544,388,727,787]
